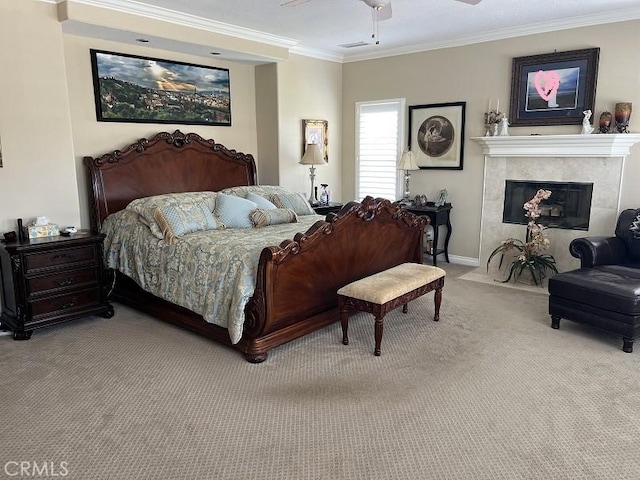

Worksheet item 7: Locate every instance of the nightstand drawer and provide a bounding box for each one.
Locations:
[28,288,100,320]
[25,245,97,272]
[26,267,99,297]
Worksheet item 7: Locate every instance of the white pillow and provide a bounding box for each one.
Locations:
[214,193,257,229]
[246,192,278,210]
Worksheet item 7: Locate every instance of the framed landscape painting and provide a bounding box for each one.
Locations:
[508,48,599,126]
[90,50,231,126]
[408,102,466,170]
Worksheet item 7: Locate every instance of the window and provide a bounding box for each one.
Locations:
[355,99,405,202]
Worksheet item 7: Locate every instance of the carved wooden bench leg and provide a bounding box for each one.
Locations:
[374,314,385,356]
[339,297,349,346]
[434,287,442,322]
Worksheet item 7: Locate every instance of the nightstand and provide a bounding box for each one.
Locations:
[0,231,113,340]
[313,202,344,215]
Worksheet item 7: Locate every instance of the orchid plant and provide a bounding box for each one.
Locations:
[487,189,558,286]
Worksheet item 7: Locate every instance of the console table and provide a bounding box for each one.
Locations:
[405,203,452,266]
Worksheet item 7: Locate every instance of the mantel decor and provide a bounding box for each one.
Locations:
[509,48,600,127]
[408,102,466,170]
[90,50,231,126]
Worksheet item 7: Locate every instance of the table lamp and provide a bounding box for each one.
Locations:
[299,143,327,205]
[397,150,419,204]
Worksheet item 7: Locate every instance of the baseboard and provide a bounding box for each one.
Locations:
[448,255,479,267]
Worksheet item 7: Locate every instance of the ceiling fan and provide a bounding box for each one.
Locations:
[281,0,483,45]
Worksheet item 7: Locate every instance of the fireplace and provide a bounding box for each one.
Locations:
[503,180,593,231]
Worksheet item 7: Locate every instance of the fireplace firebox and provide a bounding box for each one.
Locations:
[503,180,593,231]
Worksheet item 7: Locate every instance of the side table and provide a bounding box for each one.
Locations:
[0,231,113,340]
[313,202,344,215]
[405,203,453,266]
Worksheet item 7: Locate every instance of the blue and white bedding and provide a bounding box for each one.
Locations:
[101,188,323,344]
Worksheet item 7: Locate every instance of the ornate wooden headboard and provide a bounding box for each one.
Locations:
[84,130,258,233]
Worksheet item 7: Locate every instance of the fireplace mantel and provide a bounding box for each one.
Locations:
[472,134,640,158]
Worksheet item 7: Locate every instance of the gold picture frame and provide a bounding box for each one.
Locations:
[302,119,328,162]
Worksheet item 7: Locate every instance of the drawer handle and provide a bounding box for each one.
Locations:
[51,253,70,261]
[61,300,76,309]
[55,279,74,287]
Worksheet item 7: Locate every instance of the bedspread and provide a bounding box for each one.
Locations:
[102,210,323,343]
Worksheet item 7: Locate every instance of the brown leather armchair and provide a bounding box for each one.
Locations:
[548,209,640,352]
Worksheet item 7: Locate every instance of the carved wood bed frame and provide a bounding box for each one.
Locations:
[84,130,426,362]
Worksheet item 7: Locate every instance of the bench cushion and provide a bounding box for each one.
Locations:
[337,263,445,305]
[549,265,640,316]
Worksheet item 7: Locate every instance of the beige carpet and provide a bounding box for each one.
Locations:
[2,264,640,479]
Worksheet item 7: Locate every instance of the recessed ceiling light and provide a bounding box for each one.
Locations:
[136,38,149,43]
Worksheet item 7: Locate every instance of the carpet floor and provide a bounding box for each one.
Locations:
[1,264,640,479]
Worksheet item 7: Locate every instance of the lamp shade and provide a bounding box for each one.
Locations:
[299,143,326,165]
[397,150,418,170]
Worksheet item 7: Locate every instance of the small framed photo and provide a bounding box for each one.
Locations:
[408,102,466,170]
[509,48,600,127]
[302,119,328,162]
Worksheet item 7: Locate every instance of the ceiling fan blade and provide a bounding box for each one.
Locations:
[453,0,483,4]
[281,0,313,7]
[377,3,392,21]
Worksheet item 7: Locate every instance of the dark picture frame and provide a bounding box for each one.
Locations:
[90,49,231,126]
[408,102,466,170]
[509,48,599,127]
[302,119,329,162]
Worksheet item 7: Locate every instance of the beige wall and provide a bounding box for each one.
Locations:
[343,20,640,262]
[0,0,80,233]
[63,35,258,228]
[255,63,280,185]
[275,54,343,202]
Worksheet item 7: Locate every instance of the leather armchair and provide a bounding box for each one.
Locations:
[569,208,640,268]
[548,208,640,352]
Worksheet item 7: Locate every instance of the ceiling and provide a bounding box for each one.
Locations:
[53,0,640,63]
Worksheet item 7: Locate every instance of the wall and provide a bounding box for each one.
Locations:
[255,63,280,185]
[342,20,640,262]
[63,35,258,227]
[275,54,343,202]
[0,0,80,233]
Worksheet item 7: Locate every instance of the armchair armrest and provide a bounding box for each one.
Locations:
[569,236,628,268]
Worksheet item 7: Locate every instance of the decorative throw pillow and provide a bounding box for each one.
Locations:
[630,212,640,238]
[153,202,219,244]
[220,185,292,199]
[246,192,278,210]
[214,193,257,229]
[126,191,217,239]
[250,208,298,228]
[271,192,316,216]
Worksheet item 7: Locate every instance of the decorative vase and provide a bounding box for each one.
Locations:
[599,111,612,134]
[615,102,632,133]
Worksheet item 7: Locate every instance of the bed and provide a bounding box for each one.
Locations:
[84,130,426,362]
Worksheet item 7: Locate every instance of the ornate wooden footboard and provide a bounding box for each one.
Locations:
[85,131,426,362]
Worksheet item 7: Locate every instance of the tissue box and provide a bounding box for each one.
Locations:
[27,224,60,238]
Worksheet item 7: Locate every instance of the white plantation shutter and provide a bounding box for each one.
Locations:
[356,99,405,202]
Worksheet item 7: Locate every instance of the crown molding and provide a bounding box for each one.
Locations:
[53,0,298,50]
[289,45,343,63]
[343,7,640,63]
[472,134,640,158]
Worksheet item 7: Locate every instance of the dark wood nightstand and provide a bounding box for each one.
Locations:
[312,202,344,215]
[405,203,453,267]
[0,231,113,340]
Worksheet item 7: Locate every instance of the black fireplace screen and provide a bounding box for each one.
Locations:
[503,180,593,230]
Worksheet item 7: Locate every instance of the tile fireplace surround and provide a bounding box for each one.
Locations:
[473,134,640,276]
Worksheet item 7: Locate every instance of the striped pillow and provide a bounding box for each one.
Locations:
[250,208,298,228]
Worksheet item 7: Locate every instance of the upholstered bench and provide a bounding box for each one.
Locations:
[337,262,446,356]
